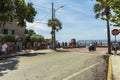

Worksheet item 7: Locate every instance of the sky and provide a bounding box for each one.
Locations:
[25,0,120,42]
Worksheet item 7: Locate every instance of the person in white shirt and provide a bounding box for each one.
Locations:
[2,42,7,54]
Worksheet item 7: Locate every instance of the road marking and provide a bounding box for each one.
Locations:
[63,60,103,80]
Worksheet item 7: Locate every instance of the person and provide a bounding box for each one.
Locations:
[112,41,119,54]
[13,42,18,54]
[2,42,7,55]
[0,42,2,55]
[89,43,96,51]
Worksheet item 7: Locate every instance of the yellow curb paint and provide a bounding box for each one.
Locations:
[107,55,112,80]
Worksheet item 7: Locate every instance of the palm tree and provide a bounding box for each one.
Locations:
[94,0,111,54]
[110,0,120,27]
[48,18,62,50]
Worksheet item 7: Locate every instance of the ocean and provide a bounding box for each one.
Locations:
[77,40,108,46]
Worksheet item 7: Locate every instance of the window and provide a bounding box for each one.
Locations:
[3,29,8,34]
[12,30,15,35]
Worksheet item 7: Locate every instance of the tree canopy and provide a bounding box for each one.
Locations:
[95,0,120,27]
[30,34,44,42]
[108,0,120,26]
[0,0,14,27]
[48,18,62,32]
[0,0,37,27]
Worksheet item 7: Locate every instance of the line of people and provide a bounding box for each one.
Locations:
[0,42,19,56]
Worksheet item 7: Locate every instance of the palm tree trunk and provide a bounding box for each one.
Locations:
[107,19,111,54]
[51,27,54,49]
[105,6,111,54]
[53,28,56,50]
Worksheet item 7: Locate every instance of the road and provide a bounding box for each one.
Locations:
[0,49,107,80]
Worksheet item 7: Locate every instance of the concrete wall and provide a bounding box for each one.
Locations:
[0,20,26,41]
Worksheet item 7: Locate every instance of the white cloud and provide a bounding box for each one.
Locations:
[104,29,107,31]
[26,22,50,31]
[26,22,51,38]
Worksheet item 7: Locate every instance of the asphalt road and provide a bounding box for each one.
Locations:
[0,50,107,80]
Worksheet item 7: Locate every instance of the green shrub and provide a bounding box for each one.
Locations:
[30,34,44,42]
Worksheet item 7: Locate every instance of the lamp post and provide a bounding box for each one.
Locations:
[51,2,63,50]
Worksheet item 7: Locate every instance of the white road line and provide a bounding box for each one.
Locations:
[63,61,103,80]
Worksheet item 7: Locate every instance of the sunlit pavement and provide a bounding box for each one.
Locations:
[0,49,107,80]
[111,55,120,80]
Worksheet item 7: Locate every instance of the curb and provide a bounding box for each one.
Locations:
[107,55,112,80]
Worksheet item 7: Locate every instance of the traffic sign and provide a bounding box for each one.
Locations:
[112,29,119,35]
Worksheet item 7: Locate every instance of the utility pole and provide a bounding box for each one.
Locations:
[51,2,55,50]
[51,2,63,50]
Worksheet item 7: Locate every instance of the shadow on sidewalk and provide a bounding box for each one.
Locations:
[18,52,47,57]
[0,52,47,77]
[0,58,19,77]
[56,49,70,52]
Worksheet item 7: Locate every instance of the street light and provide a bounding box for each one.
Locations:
[53,6,64,18]
[55,6,64,12]
[52,2,64,19]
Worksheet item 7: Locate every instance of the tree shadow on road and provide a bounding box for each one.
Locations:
[56,49,70,52]
[17,52,47,57]
[0,52,48,77]
[0,57,19,77]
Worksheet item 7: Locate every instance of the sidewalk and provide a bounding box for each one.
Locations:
[0,49,55,59]
[15,49,55,56]
[111,55,120,80]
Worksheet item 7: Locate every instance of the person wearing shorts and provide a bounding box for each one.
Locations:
[2,42,7,55]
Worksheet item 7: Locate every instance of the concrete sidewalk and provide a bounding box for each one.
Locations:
[111,55,120,80]
[0,49,55,59]
[14,49,55,56]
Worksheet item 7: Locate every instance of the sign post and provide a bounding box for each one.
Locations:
[111,29,119,54]
[112,29,119,36]
[112,29,119,42]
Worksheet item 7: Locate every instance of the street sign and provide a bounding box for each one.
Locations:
[112,29,119,35]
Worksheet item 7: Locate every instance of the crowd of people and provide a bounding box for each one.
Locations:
[0,41,51,56]
[0,42,21,55]
[0,40,119,56]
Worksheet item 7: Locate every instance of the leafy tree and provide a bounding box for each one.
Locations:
[48,18,62,50]
[0,0,37,28]
[14,0,37,27]
[28,29,36,35]
[4,34,16,42]
[94,0,111,54]
[24,29,44,42]
[0,0,15,27]
[0,34,16,42]
[24,29,29,34]
[24,29,36,42]
[30,34,44,42]
[108,0,120,26]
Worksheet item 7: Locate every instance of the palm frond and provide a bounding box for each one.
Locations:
[47,18,62,31]
[95,13,100,19]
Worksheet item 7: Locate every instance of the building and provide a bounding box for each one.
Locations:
[0,20,26,41]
